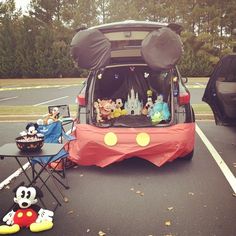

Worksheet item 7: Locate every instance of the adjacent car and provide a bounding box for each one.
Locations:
[69,21,195,167]
[203,53,236,126]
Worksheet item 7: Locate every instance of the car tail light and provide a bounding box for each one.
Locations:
[77,94,86,106]
[178,91,190,105]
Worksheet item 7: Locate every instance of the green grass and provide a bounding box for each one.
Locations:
[187,77,209,85]
[0,78,84,87]
[0,105,77,116]
[192,104,212,114]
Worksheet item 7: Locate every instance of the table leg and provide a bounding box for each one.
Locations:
[14,157,31,183]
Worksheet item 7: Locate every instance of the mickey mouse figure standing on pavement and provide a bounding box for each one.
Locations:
[0,185,54,234]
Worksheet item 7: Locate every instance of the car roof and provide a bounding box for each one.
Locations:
[89,20,183,34]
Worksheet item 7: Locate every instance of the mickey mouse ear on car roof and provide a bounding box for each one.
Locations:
[141,27,183,71]
[70,29,111,70]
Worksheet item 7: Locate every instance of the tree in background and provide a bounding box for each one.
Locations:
[0,0,21,77]
[0,0,235,78]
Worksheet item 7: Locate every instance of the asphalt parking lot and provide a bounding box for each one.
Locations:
[0,83,235,236]
[0,121,235,236]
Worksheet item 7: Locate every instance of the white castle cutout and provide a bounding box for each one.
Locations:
[124,87,143,115]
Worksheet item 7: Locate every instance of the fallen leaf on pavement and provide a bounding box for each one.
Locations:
[136,190,141,194]
[64,196,69,202]
[98,231,106,236]
[165,221,171,226]
[86,229,90,233]
[67,210,74,215]
[167,207,174,211]
[188,192,194,196]
[140,192,144,196]
[130,187,135,191]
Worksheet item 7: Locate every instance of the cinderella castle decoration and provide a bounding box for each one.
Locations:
[124,87,143,115]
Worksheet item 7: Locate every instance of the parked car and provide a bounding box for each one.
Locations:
[69,20,195,167]
[203,53,236,126]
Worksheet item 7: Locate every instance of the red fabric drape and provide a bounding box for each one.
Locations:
[68,123,195,167]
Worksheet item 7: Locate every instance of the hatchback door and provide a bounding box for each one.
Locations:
[202,54,236,125]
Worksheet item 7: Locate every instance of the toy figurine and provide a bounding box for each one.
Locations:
[112,99,127,118]
[0,186,54,234]
[148,94,170,123]
[142,90,154,115]
[142,97,154,115]
[37,107,60,125]
[94,99,115,122]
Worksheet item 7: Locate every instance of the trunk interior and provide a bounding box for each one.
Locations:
[92,65,172,127]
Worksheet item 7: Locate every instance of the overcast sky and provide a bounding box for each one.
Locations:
[15,0,30,11]
[0,0,30,11]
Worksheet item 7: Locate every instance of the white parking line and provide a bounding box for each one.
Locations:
[0,96,18,102]
[33,96,69,106]
[196,124,236,194]
[0,162,30,190]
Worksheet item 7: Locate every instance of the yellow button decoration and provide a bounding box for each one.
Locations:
[26,211,33,217]
[104,132,118,146]
[17,212,23,218]
[136,133,150,147]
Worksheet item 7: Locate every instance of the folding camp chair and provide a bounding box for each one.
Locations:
[30,121,74,208]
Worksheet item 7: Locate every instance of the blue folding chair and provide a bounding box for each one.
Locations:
[30,121,74,208]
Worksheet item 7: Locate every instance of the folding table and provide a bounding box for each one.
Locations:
[0,143,65,209]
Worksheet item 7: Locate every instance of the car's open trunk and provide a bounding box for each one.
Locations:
[92,65,172,127]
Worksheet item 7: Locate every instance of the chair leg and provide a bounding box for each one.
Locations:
[42,161,70,189]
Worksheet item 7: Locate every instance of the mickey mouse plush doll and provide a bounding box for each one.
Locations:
[0,185,54,234]
[20,123,41,138]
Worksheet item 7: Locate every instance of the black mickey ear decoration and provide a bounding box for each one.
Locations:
[141,27,183,71]
[70,29,111,70]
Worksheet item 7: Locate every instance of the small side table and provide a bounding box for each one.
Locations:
[0,143,65,208]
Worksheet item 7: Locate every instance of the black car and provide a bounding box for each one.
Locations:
[203,53,236,126]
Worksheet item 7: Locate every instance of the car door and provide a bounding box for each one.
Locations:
[203,54,236,125]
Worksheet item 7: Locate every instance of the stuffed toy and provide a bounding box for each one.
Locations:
[0,185,54,234]
[37,107,60,125]
[142,97,153,116]
[151,112,164,124]
[112,99,127,118]
[141,89,153,115]
[94,99,115,122]
[94,101,102,123]
[20,123,43,138]
[148,94,170,123]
